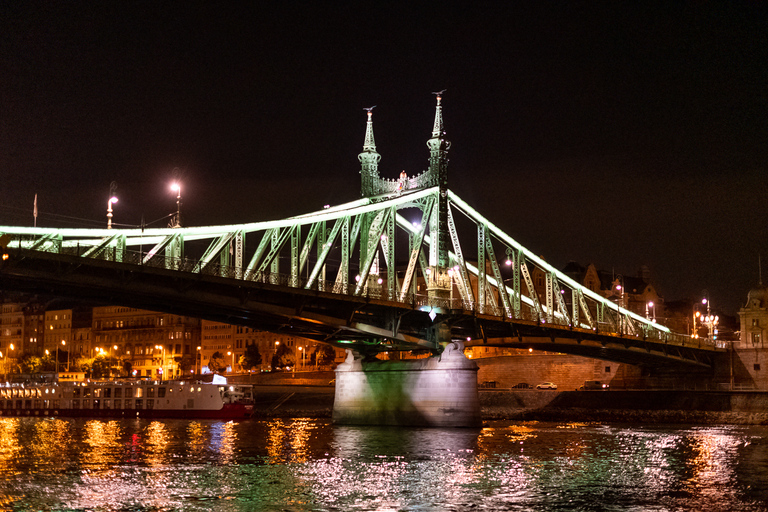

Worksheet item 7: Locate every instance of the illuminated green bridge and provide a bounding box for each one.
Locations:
[0,94,724,370]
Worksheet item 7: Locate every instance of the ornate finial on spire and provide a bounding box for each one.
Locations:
[362,106,377,151]
[431,90,446,138]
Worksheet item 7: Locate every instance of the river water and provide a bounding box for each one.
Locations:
[0,417,766,511]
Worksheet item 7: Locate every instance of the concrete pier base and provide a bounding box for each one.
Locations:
[332,342,481,427]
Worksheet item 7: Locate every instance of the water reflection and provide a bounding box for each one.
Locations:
[81,420,122,475]
[266,418,319,464]
[0,418,764,511]
[0,418,21,475]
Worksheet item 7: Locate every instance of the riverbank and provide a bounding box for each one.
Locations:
[252,386,768,424]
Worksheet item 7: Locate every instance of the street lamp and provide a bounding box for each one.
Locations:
[227,351,235,373]
[8,344,15,377]
[170,182,182,228]
[298,346,303,371]
[0,351,4,382]
[60,339,70,372]
[273,341,280,371]
[107,197,118,229]
[646,301,656,322]
[196,346,201,375]
[107,181,118,229]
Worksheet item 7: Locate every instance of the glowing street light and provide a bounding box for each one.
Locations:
[646,301,656,322]
[196,346,201,375]
[107,197,118,229]
[107,181,118,229]
[227,351,235,373]
[170,181,182,228]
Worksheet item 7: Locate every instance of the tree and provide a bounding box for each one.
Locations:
[271,343,294,370]
[176,354,194,375]
[91,355,112,379]
[311,345,336,368]
[208,351,227,373]
[241,343,262,371]
[74,356,94,377]
[20,353,44,374]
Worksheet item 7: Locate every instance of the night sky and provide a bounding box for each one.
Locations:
[1,3,766,316]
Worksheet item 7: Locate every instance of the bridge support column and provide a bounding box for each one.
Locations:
[332,341,481,427]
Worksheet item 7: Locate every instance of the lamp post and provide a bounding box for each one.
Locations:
[227,351,235,373]
[107,197,118,229]
[273,341,280,371]
[298,346,303,371]
[170,182,182,228]
[0,351,4,382]
[61,339,69,372]
[645,301,656,322]
[107,181,118,229]
[196,346,201,375]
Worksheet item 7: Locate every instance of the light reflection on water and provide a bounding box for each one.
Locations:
[0,417,765,511]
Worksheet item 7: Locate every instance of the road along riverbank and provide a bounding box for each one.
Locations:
[251,386,768,424]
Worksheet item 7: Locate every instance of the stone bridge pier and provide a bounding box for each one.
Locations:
[332,341,481,427]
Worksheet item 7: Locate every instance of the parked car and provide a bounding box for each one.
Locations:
[536,382,557,390]
[579,380,609,390]
[512,382,532,389]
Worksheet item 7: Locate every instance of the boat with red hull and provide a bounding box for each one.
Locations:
[0,374,254,420]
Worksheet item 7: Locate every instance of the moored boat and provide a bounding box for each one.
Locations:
[0,374,254,420]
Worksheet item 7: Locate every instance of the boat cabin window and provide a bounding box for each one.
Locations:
[83,400,90,409]
[93,389,102,398]
[114,388,122,398]
[104,388,112,398]
[83,388,91,398]
[72,399,80,409]
[135,399,143,409]
[158,387,166,398]
[147,399,154,409]
[147,387,155,398]
[135,387,144,398]
[114,399,121,409]
[124,399,132,409]
[73,388,81,398]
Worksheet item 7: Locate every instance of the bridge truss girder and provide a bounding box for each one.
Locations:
[0,186,722,367]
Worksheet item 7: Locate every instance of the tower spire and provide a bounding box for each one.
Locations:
[359,106,381,197]
[426,90,450,184]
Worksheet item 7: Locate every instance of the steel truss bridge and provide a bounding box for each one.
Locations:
[0,186,723,369]
[0,94,725,369]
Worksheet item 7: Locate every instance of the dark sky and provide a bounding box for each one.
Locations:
[1,2,767,316]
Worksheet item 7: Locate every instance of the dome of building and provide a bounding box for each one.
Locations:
[746,284,768,308]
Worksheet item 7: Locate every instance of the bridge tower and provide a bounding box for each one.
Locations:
[426,91,452,304]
